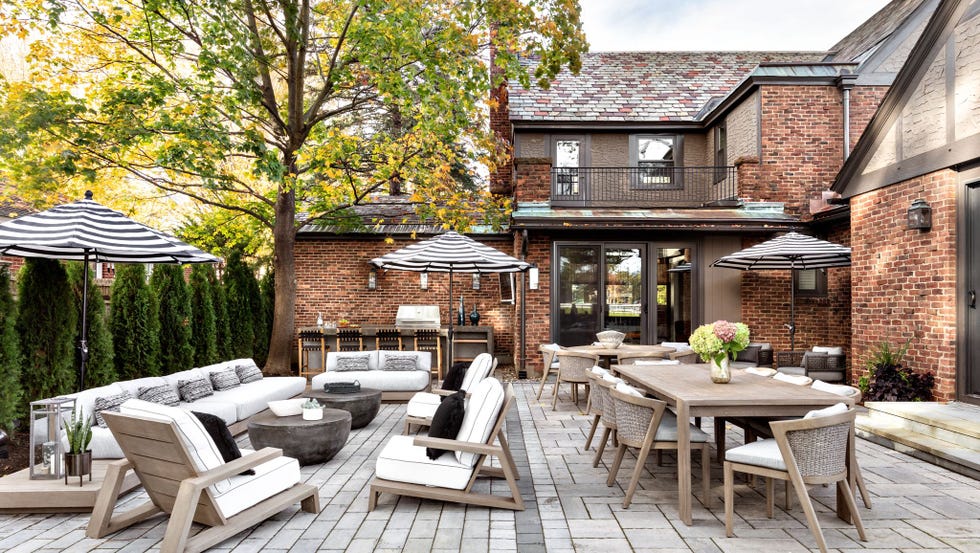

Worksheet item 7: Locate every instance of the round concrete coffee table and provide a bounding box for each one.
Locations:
[303,388,382,429]
[247,409,351,465]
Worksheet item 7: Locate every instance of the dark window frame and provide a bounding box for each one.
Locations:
[713,124,728,184]
[794,268,828,297]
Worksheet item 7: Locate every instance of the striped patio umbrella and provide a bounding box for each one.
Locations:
[711,232,851,350]
[371,231,529,368]
[0,191,219,391]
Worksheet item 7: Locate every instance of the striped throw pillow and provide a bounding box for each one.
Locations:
[235,363,263,384]
[137,385,179,406]
[209,369,241,391]
[94,391,134,427]
[382,354,418,371]
[178,378,214,403]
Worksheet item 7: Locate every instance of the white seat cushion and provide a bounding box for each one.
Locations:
[615,381,643,397]
[726,438,785,471]
[178,400,238,425]
[211,448,301,518]
[312,369,430,392]
[375,435,475,490]
[210,377,306,420]
[804,402,849,419]
[406,393,441,419]
[590,366,610,377]
[652,411,711,443]
[454,378,504,467]
[812,380,860,397]
[745,367,777,377]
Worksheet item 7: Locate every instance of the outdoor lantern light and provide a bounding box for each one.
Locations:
[472,273,480,290]
[528,266,539,290]
[367,268,377,290]
[420,272,428,289]
[907,199,932,231]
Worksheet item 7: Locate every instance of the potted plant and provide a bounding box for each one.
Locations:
[62,411,93,486]
[689,320,750,383]
[302,398,323,421]
[859,340,934,401]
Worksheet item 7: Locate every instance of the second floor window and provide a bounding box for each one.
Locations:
[714,125,728,183]
[633,135,676,188]
[554,138,583,196]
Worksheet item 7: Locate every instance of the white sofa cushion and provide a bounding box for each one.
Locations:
[179,400,238,425]
[726,438,785,471]
[375,435,474,490]
[209,377,306,420]
[460,353,493,391]
[163,369,206,393]
[66,383,126,419]
[312,369,429,393]
[454,378,504,467]
[116,377,169,398]
[211,448,301,518]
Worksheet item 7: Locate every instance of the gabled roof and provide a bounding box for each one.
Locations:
[509,51,824,124]
[825,0,928,62]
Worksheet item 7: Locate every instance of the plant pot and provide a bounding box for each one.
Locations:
[302,407,323,421]
[64,450,92,486]
[710,357,732,384]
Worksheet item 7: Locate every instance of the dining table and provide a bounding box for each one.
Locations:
[612,363,857,526]
[568,343,675,363]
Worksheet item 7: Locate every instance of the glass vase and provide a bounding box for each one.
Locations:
[710,356,732,384]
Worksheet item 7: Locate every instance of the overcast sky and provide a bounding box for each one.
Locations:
[579,0,893,52]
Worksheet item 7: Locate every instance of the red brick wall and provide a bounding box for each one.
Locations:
[850,171,957,401]
[514,158,552,203]
[516,231,553,377]
[294,237,518,360]
[489,82,514,196]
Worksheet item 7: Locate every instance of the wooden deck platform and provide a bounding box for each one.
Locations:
[0,461,141,513]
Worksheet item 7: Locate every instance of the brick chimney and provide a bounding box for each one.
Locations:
[488,25,514,196]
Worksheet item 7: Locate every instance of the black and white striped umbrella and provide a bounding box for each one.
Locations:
[0,191,219,391]
[711,232,851,351]
[371,231,529,367]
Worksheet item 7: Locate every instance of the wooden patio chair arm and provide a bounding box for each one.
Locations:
[184,447,283,489]
[411,436,501,456]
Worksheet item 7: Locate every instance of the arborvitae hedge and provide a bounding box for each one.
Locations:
[189,264,218,366]
[0,266,23,432]
[110,264,161,380]
[210,271,233,360]
[249,269,268,366]
[66,262,116,389]
[17,259,76,409]
[151,264,194,374]
[223,251,254,359]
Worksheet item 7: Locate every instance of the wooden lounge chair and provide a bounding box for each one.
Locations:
[403,352,496,433]
[369,379,524,511]
[87,400,319,553]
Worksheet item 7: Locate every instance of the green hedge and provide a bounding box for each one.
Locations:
[0,265,23,432]
[110,264,161,380]
[151,264,194,374]
[223,251,255,359]
[189,264,219,366]
[66,262,117,388]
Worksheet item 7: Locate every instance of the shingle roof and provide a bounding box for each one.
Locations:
[825,0,928,62]
[509,51,825,123]
[297,197,504,236]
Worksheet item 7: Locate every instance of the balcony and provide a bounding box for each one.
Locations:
[550,166,737,208]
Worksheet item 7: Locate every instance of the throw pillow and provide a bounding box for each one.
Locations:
[209,369,241,391]
[336,354,371,372]
[137,385,179,407]
[382,354,419,371]
[178,378,214,403]
[441,362,469,391]
[94,391,134,427]
[191,411,254,475]
[236,363,263,383]
[426,391,466,460]
[735,345,761,364]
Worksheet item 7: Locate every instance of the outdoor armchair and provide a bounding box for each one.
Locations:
[535,343,563,400]
[552,350,598,410]
[404,352,495,433]
[777,346,846,383]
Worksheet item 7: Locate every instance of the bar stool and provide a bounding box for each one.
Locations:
[375,328,403,351]
[413,329,443,379]
[336,328,363,351]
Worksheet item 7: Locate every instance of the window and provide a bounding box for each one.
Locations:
[795,268,827,297]
[554,138,582,196]
[714,124,727,183]
[630,135,679,189]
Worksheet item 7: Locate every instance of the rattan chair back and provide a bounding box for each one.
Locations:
[769,409,856,480]
[591,377,619,430]
[584,371,604,416]
[555,351,597,383]
[608,387,668,449]
[616,352,668,365]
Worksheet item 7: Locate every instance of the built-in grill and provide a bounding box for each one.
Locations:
[395,305,441,329]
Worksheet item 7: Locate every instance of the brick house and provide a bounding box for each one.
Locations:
[296,0,975,398]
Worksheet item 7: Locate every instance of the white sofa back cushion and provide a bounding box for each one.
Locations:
[163,368,206,393]
[460,353,494,391]
[812,346,844,355]
[455,377,504,467]
[68,383,126,419]
[326,350,380,372]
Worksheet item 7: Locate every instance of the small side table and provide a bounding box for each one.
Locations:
[247,409,351,465]
[303,388,382,429]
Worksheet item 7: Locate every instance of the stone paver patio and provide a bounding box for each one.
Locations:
[1,381,978,552]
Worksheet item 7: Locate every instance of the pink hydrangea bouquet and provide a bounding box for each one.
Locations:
[689,320,750,365]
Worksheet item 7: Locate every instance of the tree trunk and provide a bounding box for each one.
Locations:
[264,189,297,376]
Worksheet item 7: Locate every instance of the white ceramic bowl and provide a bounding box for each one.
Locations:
[596,330,625,349]
[268,398,305,417]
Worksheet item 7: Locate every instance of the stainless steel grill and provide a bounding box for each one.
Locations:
[395,305,441,329]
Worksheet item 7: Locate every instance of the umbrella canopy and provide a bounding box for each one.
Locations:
[371,231,529,367]
[0,191,219,391]
[711,232,851,351]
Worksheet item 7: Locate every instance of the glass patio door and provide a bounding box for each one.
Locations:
[604,246,644,343]
[656,247,693,343]
[556,245,600,346]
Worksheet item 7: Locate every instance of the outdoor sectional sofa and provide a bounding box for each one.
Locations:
[34,358,306,459]
[311,350,432,402]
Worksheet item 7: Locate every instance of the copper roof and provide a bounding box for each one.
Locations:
[510,202,802,231]
[510,51,824,123]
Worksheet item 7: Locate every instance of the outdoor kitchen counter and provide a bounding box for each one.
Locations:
[296,326,494,368]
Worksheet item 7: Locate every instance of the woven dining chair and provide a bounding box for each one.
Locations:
[536,344,562,400]
[551,350,598,410]
[606,385,711,508]
[589,375,620,466]
[724,407,867,553]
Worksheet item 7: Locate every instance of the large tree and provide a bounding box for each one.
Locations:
[0,0,586,374]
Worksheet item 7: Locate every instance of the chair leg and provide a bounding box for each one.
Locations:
[535,371,550,400]
[837,479,867,541]
[623,442,653,508]
[724,461,735,537]
[765,477,774,518]
[784,480,792,511]
[607,443,627,487]
[714,418,727,464]
[789,476,830,553]
[854,461,872,509]
[593,427,611,467]
[584,414,600,450]
[551,379,561,411]
[656,449,663,466]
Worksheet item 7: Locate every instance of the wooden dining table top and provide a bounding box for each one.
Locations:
[567,343,676,358]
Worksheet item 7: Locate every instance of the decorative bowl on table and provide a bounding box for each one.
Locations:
[596,330,625,349]
[268,398,305,417]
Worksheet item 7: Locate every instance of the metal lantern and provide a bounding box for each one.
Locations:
[907,199,932,230]
[29,397,75,480]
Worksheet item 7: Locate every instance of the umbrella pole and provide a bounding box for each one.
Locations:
[448,270,454,370]
[78,251,91,393]
[789,265,796,352]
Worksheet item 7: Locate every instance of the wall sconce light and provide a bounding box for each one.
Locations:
[907,199,932,231]
[367,268,377,290]
[528,266,539,290]
[420,272,428,290]
[472,273,480,290]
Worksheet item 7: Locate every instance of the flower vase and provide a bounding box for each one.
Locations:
[303,407,323,421]
[710,356,732,384]
[469,304,481,326]
[458,296,465,326]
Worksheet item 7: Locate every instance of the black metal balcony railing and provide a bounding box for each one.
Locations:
[550,166,737,208]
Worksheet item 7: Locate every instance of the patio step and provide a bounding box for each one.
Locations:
[855,401,980,480]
